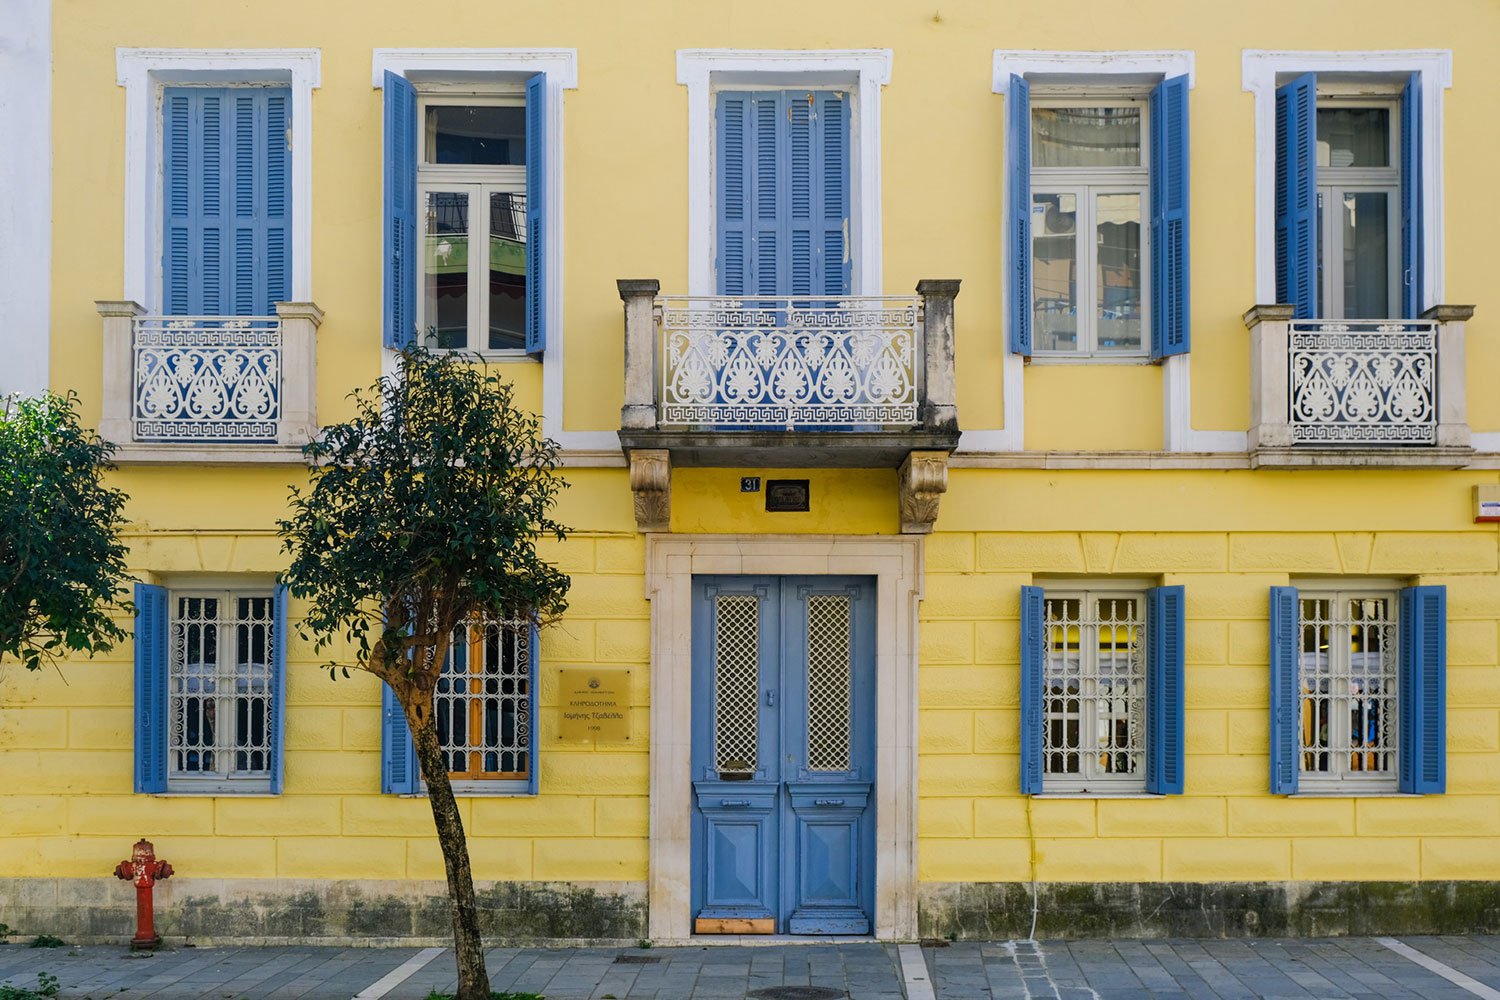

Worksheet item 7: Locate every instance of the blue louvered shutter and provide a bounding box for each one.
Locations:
[1008,75,1033,355]
[381,682,418,794]
[527,620,541,794]
[382,71,417,349]
[1268,586,1300,795]
[1146,586,1185,794]
[716,92,752,296]
[1150,76,1190,360]
[1275,74,1317,318]
[525,73,548,356]
[133,584,169,794]
[785,90,850,297]
[1399,586,1446,794]
[162,88,289,317]
[270,585,288,795]
[1400,73,1423,320]
[1019,585,1045,794]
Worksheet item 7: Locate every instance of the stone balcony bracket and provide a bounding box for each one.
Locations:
[1243,302,1475,469]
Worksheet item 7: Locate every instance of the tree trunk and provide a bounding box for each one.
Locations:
[409,709,491,1000]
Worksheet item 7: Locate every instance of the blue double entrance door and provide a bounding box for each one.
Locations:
[690,576,876,935]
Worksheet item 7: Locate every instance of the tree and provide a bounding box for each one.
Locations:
[278,347,570,1000]
[0,391,132,671]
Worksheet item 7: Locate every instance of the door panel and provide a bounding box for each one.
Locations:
[691,576,875,936]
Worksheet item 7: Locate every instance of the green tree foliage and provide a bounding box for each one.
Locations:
[0,392,131,670]
[278,347,570,1000]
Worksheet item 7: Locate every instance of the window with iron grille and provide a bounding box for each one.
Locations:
[168,591,276,791]
[436,616,532,790]
[1043,589,1147,792]
[1297,590,1399,790]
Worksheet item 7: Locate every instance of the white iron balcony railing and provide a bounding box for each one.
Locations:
[133,316,283,443]
[657,295,921,429]
[1244,303,1474,468]
[98,300,322,459]
[1287,319,1437,445]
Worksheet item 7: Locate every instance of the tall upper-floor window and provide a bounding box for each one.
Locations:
[162,87,291,316]
[1030,99,1149,357]
[1008,75,1189,361]
[1275,74,1422,320]
[418,98,528,352]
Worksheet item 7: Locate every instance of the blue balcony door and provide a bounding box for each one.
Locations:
[690,576,876,935]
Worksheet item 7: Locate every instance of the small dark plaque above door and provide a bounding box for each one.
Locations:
[765,479,810,512]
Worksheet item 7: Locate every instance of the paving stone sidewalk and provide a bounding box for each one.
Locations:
[3,936,1500,999]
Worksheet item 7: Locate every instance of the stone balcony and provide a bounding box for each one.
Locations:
[617,279,961,532]
[97,300,323,463]
[1244,303,1476,469]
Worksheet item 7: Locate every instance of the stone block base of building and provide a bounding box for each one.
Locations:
[0,878,647,946]
[919,882,1500,939]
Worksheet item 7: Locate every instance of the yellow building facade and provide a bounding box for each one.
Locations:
[3,0,1500,943]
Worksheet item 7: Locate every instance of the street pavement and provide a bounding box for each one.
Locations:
[3,936,1500,999]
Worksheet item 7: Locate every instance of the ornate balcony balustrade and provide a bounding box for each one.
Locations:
[656,296,921,429]
[1245,303,1474,468]
[98,300,323,461]
[618,279,961,534]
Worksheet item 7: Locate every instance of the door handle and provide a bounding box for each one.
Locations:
[765,689,776,707]
[719,799,751,808]
[814,798,845,807]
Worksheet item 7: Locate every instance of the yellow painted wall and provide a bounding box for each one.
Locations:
[9,0,1500,895]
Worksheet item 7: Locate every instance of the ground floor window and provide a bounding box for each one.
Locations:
[437,616,533,788]
[1297,590,1399,790]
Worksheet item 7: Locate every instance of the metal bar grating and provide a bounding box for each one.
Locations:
[806,595,854,772]
[714,595,760,775]
[169,593,275,777]
[1043,592,1145,786]
[436,617,531,780]
[1298,593,1398,782]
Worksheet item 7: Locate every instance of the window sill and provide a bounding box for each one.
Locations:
[1033,791,1160,799]
[430,348,539,364]
[149,791,279,798]
[1026,356,1156,366]
[399,790,537,799]
[1288,791,1419,798]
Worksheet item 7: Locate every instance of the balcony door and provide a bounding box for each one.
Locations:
[690,576,876,935]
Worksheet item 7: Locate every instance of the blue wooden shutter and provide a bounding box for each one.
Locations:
[818,92,852,296]
[163,89,227,316]
[1399,586,1446,794]
[163,88,289,317]
[1400,73,1423,320]
[1019,585,1044,794]
[1146,585,1185,795]
[1268,586,1300,795]
[381,681,418,794]
[1008,75,1033,355]
[382,71,417,349]
[525,73,548,356]
[133,584,169,794]
[1275,74,1317,318]
[270,585,288,795]
[784,90,850,297]
[716,92,752,296]
[527,620,541,795]
[1150,75,1190,360]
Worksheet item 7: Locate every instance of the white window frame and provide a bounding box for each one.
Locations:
[1029,91,1151,360]
[1243,49,1451,309]
[1314,93,1402,320]
[1038,582,1151,795]
[1294,583,1402,795]
[166,588,277,795]
[678,49,891,297]
[415,90,528,355]
[116,49,320,313]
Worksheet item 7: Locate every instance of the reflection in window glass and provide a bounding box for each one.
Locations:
[424,191,470,349]
[1032,193,1077,352]
[1096,193,1142,351]
[1316,107,1389,168]
[425,106,526,165]
[1032,107,1142,168]
[1341,192,1390,320]
[488,192,527,350]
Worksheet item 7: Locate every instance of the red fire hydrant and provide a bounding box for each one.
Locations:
[114,838,173,951]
